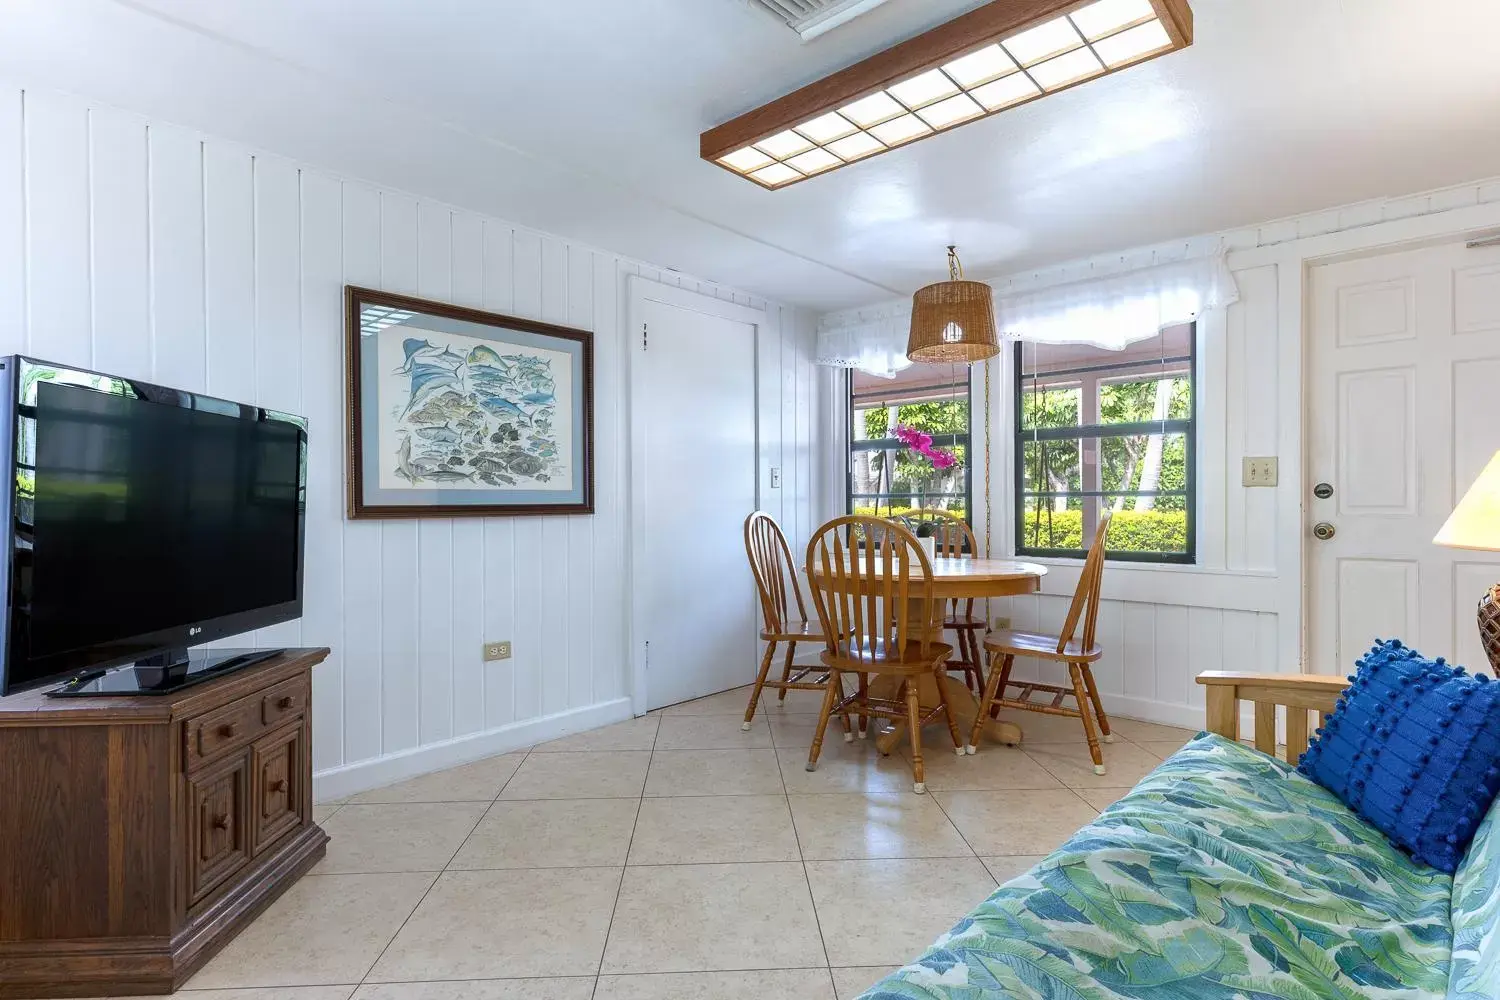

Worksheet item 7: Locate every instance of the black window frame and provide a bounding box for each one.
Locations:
[846,369,974,540]
[1012,326,1197,564]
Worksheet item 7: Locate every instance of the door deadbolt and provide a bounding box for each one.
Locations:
[1313,522,1336,541]
[1314,482,1334,500]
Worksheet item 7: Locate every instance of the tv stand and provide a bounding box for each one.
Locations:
[50,647,286,697]
[0,647,329,998]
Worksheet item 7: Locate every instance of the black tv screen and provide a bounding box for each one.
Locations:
[0,360,306,694]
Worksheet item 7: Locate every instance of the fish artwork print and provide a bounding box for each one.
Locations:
[375,323,573,492]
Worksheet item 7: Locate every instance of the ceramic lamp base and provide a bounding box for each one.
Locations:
[1480,583,1500,675]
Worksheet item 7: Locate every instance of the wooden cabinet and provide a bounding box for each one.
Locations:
[0,649,329,999]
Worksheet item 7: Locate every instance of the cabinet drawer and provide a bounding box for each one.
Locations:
[187,752,250,904]
[185,699,263,769]
[250,723,305,854]
[261,677,307,728]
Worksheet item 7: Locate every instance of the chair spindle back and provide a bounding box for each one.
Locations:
[896,508,978,558]
[1055,509,1113,655]
[744,511,808,634]
[806,516,938,661]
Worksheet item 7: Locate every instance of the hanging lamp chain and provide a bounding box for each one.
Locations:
[947,245,963,281]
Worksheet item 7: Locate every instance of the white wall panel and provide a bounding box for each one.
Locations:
[0,84,820,780]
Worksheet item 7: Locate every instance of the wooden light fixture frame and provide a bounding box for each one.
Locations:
[702,0,1193,188]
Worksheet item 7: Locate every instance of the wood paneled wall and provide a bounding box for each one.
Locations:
[0,85,819,774]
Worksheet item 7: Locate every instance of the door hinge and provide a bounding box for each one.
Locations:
[642,323,648,351]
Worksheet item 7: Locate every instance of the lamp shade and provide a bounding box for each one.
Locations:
[1435,451,1500,552]
[907,247,1000,364]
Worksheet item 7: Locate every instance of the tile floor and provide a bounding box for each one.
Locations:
[163,685,1197,1000]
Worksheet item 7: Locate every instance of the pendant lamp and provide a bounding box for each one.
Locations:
[907,246,1000,364]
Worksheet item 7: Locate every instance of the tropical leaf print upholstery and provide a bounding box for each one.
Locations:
[1449,795,1500,999]
[859,734,1455,1000]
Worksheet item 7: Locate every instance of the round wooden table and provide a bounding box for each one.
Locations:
[806,557,1048,753]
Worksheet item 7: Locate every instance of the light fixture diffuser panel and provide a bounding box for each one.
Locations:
[702,0,1193,188]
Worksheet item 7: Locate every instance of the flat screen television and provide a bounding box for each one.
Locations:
[0,357,307,696]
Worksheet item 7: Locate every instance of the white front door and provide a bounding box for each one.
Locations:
[632,284,760,710]
[1307,240,1500,675]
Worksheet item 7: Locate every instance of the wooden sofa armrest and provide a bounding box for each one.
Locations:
[1195,671,1350,764]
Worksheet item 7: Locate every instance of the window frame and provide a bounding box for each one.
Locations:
[846,368,975,535]
[1012,326,1197,565]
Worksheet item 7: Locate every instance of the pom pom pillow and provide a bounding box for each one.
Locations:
[1298,639,1500,873]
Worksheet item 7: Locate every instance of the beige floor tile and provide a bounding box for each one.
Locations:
[499,751,650,799]
[805,857,996,967]
[629,795,799,865]
[162,989,357,1000]
[760,684,839,714]
[186,872,435,988]
[777,746,915,795]
[981,855,1045,885]
[350,754,525,804]
[1023,741,1163,788]
[1136,739,1193,761]
[312,803,342,825]
[789,793,971,861]
[314,803,486,874]
[995,709,1095,744]
[935,789,1097,856]
[595,970,835,1000]
[533,715,660,752]
[644,749,784,796]
[368,868,621,980]
[353,983,595,1000]
[1108,716,1201,743]
[449,798,639,869]
[904,744,1065,791]
[602,863,825,973]
[661,685,757,715]
[768,713,833,749]
[830,967,898,1000]
[654,714,773,750]
[1075,786,1137,811]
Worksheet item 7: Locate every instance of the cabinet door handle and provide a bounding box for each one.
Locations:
[217,724,237,739]
[276,696,294,710]
[271,778,288,794]
[211,813,230,830]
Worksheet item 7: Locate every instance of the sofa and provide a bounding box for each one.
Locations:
[859,672,1499,1000]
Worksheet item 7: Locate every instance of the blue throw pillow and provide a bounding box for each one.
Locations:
[1298,639,1500,873]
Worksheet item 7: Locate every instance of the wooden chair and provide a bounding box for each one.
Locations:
[970,510,1115,773]
[896,509,985,693]
[742,511,849,736]
[805,515,964,793]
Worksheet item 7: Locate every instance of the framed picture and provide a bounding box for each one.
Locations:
[345,286,594,518]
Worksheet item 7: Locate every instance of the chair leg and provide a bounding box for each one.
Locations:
[776,641,796,702]
[905,680,926,793]
[806,668,842,772]
[968,651,1010,753]
[1080,663,1113,743]
[856,672,869,739]
[836,671,854,743]
[966,630,984,692]
[933,664,964,754]
[744,641,777,730]
[1070,662,1106,775]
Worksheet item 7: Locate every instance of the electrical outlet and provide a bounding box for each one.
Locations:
[1242,457,1279,487]
[483,641,512,662]
[992,616,1012,631]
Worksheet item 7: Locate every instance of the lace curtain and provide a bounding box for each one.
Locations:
[814,252,1239,373]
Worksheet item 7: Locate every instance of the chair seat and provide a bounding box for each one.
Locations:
[943,614,986,630]
[984,628,1103,662]
[762,620,823,642]
[822,639,954,674]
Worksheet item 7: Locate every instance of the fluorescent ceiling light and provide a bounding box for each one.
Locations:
[702,0,1193,189]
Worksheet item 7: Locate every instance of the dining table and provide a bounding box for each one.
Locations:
[805,555,1049,754]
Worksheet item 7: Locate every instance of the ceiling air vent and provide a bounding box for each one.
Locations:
[749,0,898,40]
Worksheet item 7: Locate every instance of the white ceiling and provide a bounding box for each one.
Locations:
[5,0,1500,312]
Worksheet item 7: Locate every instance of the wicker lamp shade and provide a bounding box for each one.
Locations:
[907,247,1000,364]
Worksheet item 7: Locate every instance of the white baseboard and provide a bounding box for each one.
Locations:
[313,697,635,803]
[1096,692,1208,732]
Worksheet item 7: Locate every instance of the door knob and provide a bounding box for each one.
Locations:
[1313,522,1336,541]
[1314,482,1334,500]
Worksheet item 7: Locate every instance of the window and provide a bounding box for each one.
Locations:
[849,362,972,529]
[1014,324,1195,562]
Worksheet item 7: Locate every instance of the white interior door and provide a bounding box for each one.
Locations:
[632,283,760,710]
[1308,240,1500,674]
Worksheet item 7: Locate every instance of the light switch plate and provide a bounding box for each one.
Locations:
[1242,457,1279,487]
[483,641,512,662]
[769,467,781,489]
